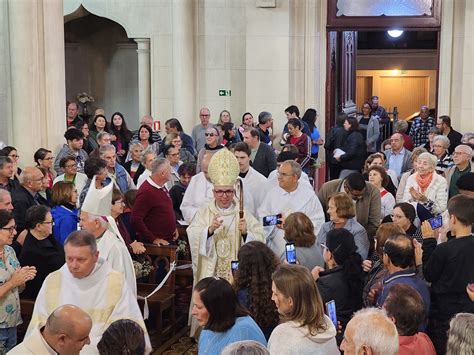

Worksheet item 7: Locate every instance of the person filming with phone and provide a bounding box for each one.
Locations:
[420,194,474,354]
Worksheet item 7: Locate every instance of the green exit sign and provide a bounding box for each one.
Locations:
[219,90,231,97]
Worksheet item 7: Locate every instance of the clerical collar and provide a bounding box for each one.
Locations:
[96,229,107,242]
[216,203,236,213]
[239,170,249,178]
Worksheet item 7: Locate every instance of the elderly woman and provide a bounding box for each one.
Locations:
[282,212,324,270]
[196,126,223,173]
[357,102,380,154]
[317,192,369,259]
[123,142,145,185]
[432,135,453,175]
[396,146,428,203]
[402,152,448,218]
[368,165,395,219]
[164,133,195,164]
[390,202,423,243]
[136,149,157,188]
[423,127,442,153]
[0,211,36,351]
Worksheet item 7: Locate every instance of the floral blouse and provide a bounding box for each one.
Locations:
[0,246,22,328]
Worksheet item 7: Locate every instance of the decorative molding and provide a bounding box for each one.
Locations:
[256,0,276,8]
[336,0,432,17]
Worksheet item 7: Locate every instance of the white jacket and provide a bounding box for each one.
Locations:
[402,172,448,215]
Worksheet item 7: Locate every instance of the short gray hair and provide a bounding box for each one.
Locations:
[433,135,450,149]
[461,132,474,143]
[97,131,110,143]
[447,313,474,355]
[64,230,98,254]
[281,160,302,179]
[128,142,143,153]
[0,157,12,170]
[258,111,272,124]
[151,158,169,175]
[141,148,156,165]
[0,189,10,203]
[351,308,398,355]
[222,341,270,355]
[99,144,116,157]
[394,120,408,133]
[417,152,438,168]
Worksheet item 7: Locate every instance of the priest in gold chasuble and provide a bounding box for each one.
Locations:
[187,148,265,283]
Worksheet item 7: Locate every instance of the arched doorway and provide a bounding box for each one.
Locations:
[64,10,139,128]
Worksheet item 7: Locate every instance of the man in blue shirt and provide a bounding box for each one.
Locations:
[385,133,412,179]
[377,234,430,316]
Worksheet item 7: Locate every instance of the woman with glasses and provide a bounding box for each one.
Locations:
[34,148,56,189]
[312,228,365,342]
[390,202,423,243]
[53,156,88,204]
[163,133,196,165]
[50,181,79,245]
[196,126,223,173]
[0,210,37,351]
[19,205,64,299]
[317,192,369,260]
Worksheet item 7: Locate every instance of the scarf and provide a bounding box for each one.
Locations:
[415,171,434,192]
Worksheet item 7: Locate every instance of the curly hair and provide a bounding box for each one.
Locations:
[233,241,279,329]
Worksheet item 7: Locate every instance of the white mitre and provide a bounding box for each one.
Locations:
[81,176,113,216]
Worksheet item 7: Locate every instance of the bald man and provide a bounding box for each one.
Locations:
[384,133,413,178]
[12,167,49,234]
[180,153,214,223]
[9,305,92,355]
[341,308,399,355]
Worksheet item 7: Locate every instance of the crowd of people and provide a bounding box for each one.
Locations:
[0,98,472,354]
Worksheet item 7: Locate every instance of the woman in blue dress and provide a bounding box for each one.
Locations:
[192,277,267,354]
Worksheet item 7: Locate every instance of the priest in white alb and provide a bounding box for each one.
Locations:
[259,160,325,257]
[79,176,137,296]
[180,153,214,223]
[26,231,151,354]
[187,148,265,283]
[233,142,268,218]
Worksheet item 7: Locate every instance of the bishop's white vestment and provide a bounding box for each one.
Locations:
[258,183,325,257]
[187,200,265,283]
[180,172,214,223]
[96,228,137,297]
[26,259,151,354]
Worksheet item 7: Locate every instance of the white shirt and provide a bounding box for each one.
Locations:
[180,172,214,224]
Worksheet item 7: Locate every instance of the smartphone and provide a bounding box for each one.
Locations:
[428,215,443,230]
[285,243,297,264]
[231,260,239,274]
[325,300,338,328]
[263,214,282,226]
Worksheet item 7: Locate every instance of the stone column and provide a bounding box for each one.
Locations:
[8,0,66,164]
[135,38,151,121]
[172,0,195,128]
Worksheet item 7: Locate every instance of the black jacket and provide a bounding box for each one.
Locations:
[19,233,65,299]
[339,131,366,171]
[251,143,277,178]
[422,235,474,321]
[317,266,363,329]
[123,161,146,186]
[12,186,48,234]
[447,128,463,155]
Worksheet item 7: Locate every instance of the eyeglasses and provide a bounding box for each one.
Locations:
[214,189,234,196]
[41,221,55,226]
[1,226,16,233]
[205,133,216,137]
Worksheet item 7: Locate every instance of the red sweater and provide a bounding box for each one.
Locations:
[131,180,176,243]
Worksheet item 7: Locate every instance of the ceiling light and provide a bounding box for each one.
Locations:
[388,29,404,38]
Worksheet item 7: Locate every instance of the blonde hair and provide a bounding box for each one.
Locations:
[272,264,327,336]
[164,133,179,146]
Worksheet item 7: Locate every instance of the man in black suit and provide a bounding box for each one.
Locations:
[436,115,463,154]
[243,128,276,178]
[12,166,48,234]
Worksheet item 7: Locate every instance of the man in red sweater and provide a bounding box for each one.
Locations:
[131,158,178,245]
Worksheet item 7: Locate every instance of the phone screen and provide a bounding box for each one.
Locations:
[428,215,443,230]
[263,214,282,226]
[325,300,337,328]
[285,243,297,264]
[231,260,239,273]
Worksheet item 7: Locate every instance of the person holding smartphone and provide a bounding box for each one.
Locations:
[312,228,365,343]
